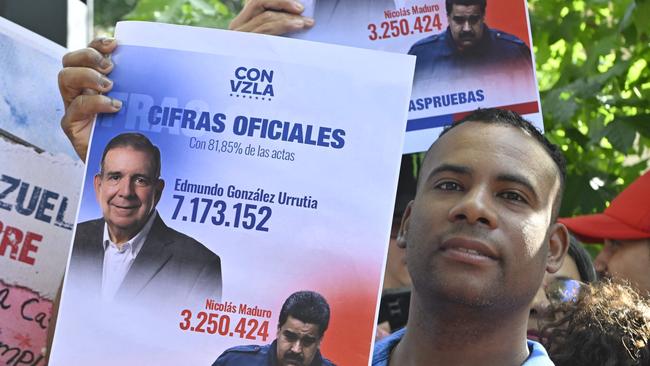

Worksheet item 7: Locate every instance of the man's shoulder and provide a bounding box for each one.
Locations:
[154,216,220,261]
[76,218,104,231]
[372,328,406,365]
[487,28,530,50]
[73,218,105,244]
[523,340,555,366]
[408,32,447,55]
[212,344,270,366]
[318,356,336,366]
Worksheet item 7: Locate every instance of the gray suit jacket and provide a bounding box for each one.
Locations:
[67,213,222,307]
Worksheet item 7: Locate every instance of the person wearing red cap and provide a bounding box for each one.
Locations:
[559,171,650,297]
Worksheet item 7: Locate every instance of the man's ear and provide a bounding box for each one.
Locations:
[93,174,102,198]
[153,179,165,206]
[546,222,570,273]
[396,201,414,249]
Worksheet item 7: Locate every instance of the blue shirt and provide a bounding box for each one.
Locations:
[372,328,554,365]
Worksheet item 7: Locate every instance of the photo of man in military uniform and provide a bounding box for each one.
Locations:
[213,291,336,366]
[408,0,533,87]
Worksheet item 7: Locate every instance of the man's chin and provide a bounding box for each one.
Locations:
[280,359,304,366]
[458,41,477,50]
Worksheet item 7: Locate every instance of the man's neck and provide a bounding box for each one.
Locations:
[389,293,530,366]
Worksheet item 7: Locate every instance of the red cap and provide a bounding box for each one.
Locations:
[559,171,650,243]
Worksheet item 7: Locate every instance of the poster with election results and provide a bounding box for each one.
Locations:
[293,0,542,153]
[50,21,415,366]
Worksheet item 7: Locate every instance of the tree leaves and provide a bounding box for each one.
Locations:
[123,0,242,29]
[530,0,649,216]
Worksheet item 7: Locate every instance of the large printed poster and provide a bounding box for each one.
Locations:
[293,0,541,153]
[50,22,415,365]
[0,17,84,365]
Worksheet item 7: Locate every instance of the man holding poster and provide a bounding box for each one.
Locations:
[67,132,222,305]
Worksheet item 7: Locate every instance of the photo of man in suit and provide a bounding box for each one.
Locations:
[67,132,222,307]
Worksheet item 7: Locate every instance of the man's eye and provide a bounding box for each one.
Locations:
[135,177,151,186]
[499,191,526,203]
[435,181,462,191]
[107,175,120,181]
[284,334,297,342]
[468,15,481,24]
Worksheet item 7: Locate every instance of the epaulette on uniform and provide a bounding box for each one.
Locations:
[493,31,526,46]
[220,344,262,355]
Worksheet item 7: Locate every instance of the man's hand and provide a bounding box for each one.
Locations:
[59,38,121,162]
[230,0,314,35]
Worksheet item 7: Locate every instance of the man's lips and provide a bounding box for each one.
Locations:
[439,237,499,262]
[111,203,140,210]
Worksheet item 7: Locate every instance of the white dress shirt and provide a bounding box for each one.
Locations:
[101,211,157,301]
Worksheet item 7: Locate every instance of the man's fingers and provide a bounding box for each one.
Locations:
[61,94,122,161]
[62,47,113,73]
[251,16,313,35]
[230,0,305,30]
[86,37,118,54]
[235,11,313,35]
[58,67,113,107]
[63,94,122,128]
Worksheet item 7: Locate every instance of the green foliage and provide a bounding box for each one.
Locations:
[530,0,650,217]
[124,0,243,29]
[95,0,139,30]
[94,0,243,36]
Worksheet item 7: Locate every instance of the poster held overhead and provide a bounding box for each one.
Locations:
[50,21,415,366]
[291,0,542,153]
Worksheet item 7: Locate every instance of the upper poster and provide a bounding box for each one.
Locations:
[293,0,541,153]
[0,16,84,365]
[49,21,415,366]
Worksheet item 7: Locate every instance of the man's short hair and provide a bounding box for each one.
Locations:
[446,0,487,15]
[278,291,330,336]
[100,133,162,178]
[422,108,567,221]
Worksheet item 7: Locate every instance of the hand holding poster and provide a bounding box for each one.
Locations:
[50,21,415,365]
[292,0,541,153]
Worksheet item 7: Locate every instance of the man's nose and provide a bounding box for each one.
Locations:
[290,341,303,354]
[461,21,472,31]
[448,187,497,228]
[117,178,135,197]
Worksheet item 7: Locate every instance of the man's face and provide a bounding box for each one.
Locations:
[94,147,163,243]
[448,4,485,52]
[595,239,650,297]
[276,316,322,366]
[402,123,565,310]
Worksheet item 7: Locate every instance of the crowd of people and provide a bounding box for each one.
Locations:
[52,0,649,365]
